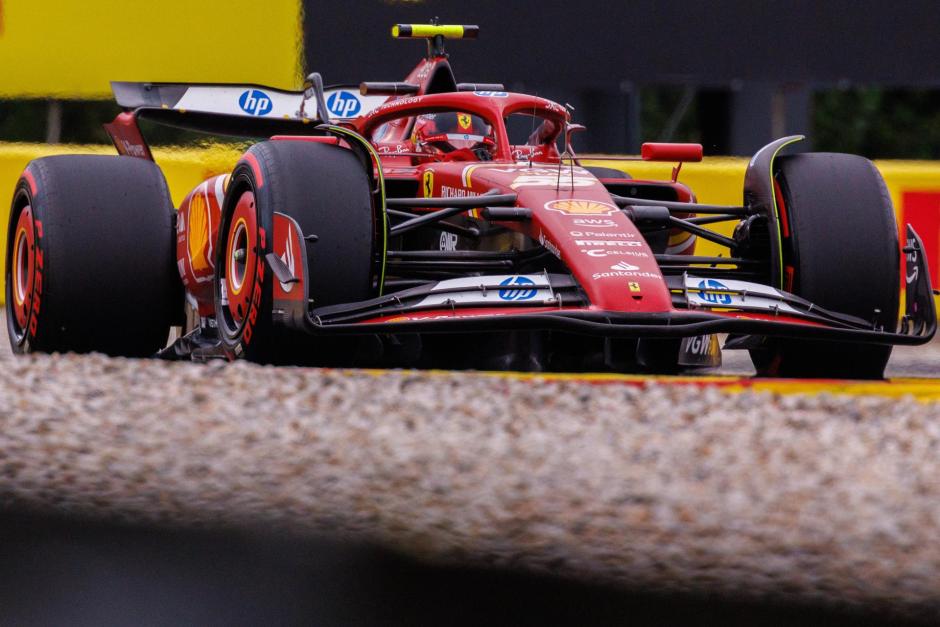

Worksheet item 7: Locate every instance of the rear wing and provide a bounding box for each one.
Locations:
[104,23,487,159]
[104,78,390,160]
[109,80,389,134]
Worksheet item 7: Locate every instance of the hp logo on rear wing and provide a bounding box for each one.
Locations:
[238,90,273,116]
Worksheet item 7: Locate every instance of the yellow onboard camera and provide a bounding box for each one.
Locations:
[391,24,480,39]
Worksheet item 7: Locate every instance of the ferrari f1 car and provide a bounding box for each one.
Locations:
[6,24,936,378]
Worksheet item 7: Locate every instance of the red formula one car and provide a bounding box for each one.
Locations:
[5,24,936,378]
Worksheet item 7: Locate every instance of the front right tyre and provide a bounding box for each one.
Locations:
[749,152,899,379]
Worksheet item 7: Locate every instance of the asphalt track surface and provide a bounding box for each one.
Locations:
[1,318,939,626]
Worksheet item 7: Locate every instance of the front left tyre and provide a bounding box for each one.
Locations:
[214,140,380,363]
[6,155,180,356]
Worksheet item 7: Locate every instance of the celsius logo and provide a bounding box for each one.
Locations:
[498,276,537,301]
[238,90,273,116]
[327,91,361,118]
[697,279,732,305]
[611,261,639,271]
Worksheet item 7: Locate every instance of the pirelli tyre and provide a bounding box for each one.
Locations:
[5,155,180,356]
[214,140,378,363]
[750,153,900,379]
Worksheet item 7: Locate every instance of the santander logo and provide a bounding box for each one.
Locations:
[611,261,639,271]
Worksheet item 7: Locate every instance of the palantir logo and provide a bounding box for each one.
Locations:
[326,91,362,118]
[498,276,538,301]
[238,89,273,116]
[697,279,732,305]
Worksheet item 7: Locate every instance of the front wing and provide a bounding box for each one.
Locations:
[270,213,936,347]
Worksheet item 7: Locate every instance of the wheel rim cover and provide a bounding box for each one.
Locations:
[10,205,35,332]
[223,191,258,327]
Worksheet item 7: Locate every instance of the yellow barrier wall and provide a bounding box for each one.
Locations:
[0,144,938,310]
[0,1,303,98]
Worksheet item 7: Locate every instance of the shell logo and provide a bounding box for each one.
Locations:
[544,199,618,216]
[187,189,213,272]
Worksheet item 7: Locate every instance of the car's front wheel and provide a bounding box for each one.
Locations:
[749,153,899,379]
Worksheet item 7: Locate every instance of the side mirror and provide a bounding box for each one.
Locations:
[641,142,703,162]
[564,123,586,153]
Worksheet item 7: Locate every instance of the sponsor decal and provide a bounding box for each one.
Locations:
[416,62,432,80]
[439,232,458,251]
[513,174,594,189]
[422,170,434,197]
[326,91,362,118]
[568,231,636,239]
[473,91,509,98]
[441,185,478,198]
[538,230,562,259]
[592,270,661,280]
[498,276,538,301]
[906,242,919,285]
[186,187,213,273]
[569,230,634,238]
[457,113,473,130]
[685,334,712,356]
[697,279,732,305]
[511,147,539,160]
[375,96,420,113]
[611,261,639,271]
[572,218,618,227]
[376,144,410,154]
[544,199,618,216]
[574,239,642,247]
[678,334,721,367]
[238,89,273,116]
[279,227,296,293]
[581,249,650,258]
[544,101,565,114]
[119,139,148,158]
[29,218,44,339]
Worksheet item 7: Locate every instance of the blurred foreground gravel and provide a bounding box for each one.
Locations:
[1,333,940,621]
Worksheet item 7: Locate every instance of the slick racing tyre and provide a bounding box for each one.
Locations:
[5,156,179,356]
[214,140,378,363]
[749,153,899,379]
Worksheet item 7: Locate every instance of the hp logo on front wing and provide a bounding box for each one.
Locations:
[498,276,537,301]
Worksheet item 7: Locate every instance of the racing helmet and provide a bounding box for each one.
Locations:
[412,111,495,156]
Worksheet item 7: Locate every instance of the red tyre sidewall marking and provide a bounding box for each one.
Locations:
[225,191,257,327]
[11,205,35,331]
[773,178,796,292]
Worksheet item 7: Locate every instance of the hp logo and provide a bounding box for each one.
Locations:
[326,91,362,118]
[238,90,273,116]
[498,276,538,301]
[697,279,732,305]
